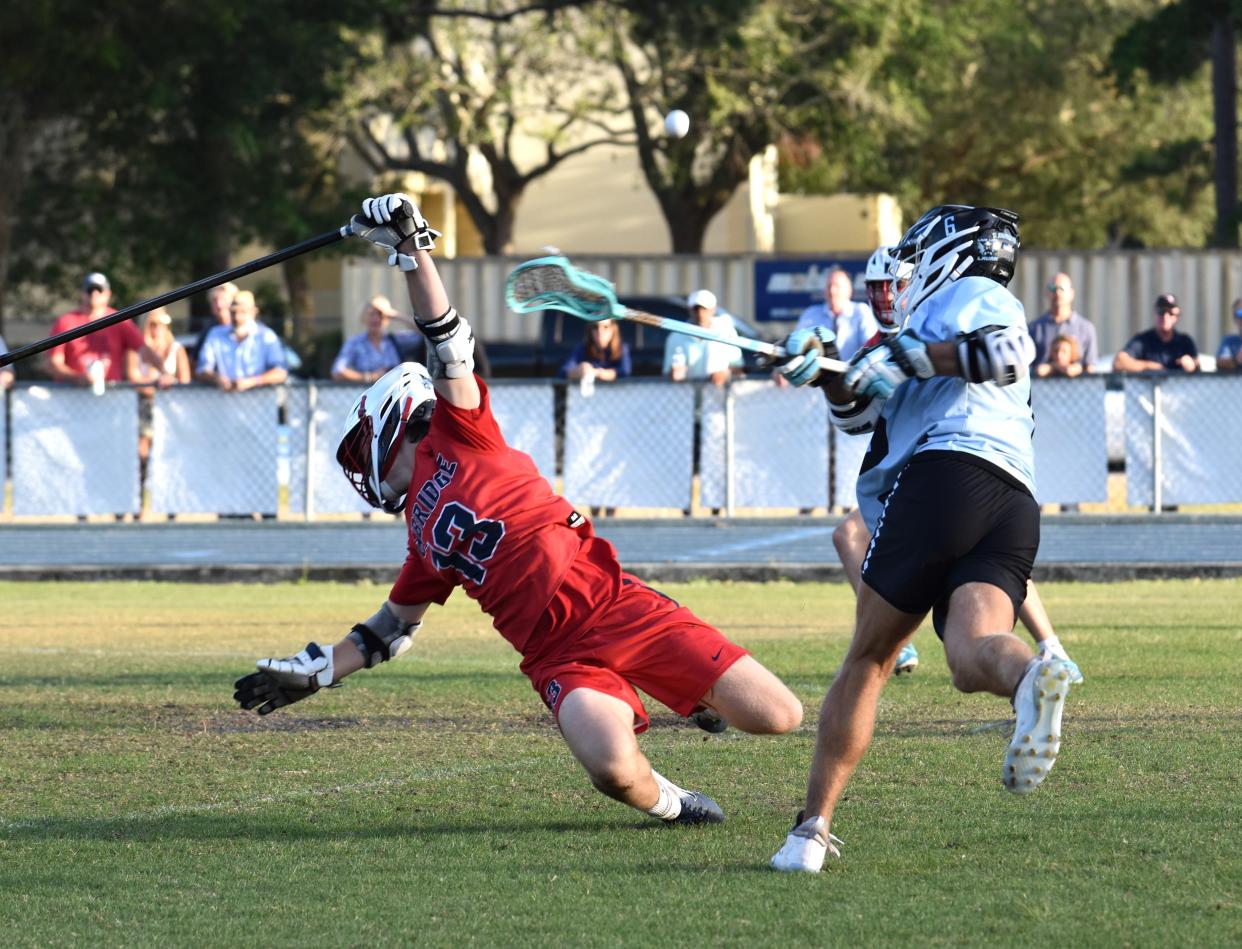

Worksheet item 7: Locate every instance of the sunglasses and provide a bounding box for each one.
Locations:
[1047,284,1070,293]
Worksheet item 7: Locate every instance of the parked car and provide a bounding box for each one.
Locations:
[487,295,773,378]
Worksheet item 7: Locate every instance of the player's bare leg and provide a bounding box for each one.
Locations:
[837,509,918,674]
[557,687,723,823]
[696,656,802,735]
[940,582,1032,696]
[940,582,1074,794]
[773,582,922,871]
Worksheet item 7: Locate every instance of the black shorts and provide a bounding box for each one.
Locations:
[860,450,1039,638]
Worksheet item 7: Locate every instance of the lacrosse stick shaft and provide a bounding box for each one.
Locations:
[620,309,848,373]
[1,223,354,368]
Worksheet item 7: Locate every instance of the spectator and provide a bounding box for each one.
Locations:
[127,308,191,483]
[332,295,404,383]
[1114,293,1199,373]
[1035,334,1084,378]
[46,272,143,386]
[663,289,743,386]
[1214,297,1242,371]
[559,318,632,383]
[0,334,13,391]
[794,268,879,360]
[196,290,288,390]
[194,282,239,357]
[1028,272,1098,371]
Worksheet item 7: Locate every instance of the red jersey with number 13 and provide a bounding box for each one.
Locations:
[389,379,591,654]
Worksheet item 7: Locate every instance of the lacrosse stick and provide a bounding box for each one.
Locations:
[504,256,848,373]
[1,223,357,369]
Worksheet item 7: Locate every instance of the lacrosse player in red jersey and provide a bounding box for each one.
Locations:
[234,193,803,826]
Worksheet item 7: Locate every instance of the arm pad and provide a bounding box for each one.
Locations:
[956,324,1035,385]
[829,394,884,435]
[419,306,475,379]
[348,602,421,668]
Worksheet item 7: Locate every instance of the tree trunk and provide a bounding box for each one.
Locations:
[1211,15,1238,248]
[188,247,233,335]
[282,256,314,352]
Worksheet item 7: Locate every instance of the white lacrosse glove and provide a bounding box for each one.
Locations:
[352,193,442,272]
[844,331,934,401]
[776,327,840,388]
[1038,635,1084,684]
[233,642,336,716]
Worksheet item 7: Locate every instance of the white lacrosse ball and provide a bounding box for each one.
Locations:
[664,109,690,139]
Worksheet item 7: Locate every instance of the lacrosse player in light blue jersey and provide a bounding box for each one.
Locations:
[770,205,1078,873]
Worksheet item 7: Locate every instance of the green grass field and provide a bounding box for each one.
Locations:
[0,579,1239,947]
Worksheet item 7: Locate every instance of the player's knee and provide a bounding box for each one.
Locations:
[766,693,803,733]
[584,757,643,798]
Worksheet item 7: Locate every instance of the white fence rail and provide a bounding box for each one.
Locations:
[2,375,1239,517]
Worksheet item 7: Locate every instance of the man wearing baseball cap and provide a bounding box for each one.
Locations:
[663,288,743,386]
[46,271,143,386]
[1113,292,1199,373]
[1214,298,1242,371]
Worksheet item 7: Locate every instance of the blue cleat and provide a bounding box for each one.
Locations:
[895,642,919,675]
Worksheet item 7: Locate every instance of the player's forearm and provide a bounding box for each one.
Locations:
[400,245,451,322]
[331,599,428,684]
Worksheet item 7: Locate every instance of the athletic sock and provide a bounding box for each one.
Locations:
[645,769,685,820]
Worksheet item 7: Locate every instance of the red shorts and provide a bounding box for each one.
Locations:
[522,568,748,733]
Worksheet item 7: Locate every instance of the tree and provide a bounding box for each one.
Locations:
[349,1,632,254]
[1110,0,1239,247]
[782,0,1217,249]
[609,0,890,252]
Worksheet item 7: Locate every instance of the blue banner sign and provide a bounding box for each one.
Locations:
[753,258,868,323]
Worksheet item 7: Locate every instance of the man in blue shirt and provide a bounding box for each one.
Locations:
[196,290,288,391]
[1215,298,1242,371]
[332,295,404,384]
[794,268,879,361]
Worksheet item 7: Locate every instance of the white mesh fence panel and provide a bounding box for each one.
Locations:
[1124,378,1156,507]
[1126,375,1242,506]
[285,384,309,515]
[832,427,871,511]
[699,381,828,510]
[563,381,694,509]
[11,385,141,515]
[308,384,375,515]
[148,387,280,515]
[1032,377,1109,504]
[489,383,556,484]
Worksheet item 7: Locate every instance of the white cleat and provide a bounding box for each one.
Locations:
[1004,657,1072,794]
[770,814,843,873]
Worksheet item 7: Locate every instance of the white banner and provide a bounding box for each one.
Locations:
[148,387,280,515]
[307,384,375,516]
[1126,375,1242,505]
[563,382,694,509]
[1032,377,1109,504]
[831,427,871,511]
[700,381,828,510]
[11,385,140,515]
[490,383,557,485]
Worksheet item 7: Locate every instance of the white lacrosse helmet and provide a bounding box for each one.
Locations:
[336,363,436,513]
[864,246,914,335]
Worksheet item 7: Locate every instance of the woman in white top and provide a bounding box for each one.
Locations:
[127,308,191,484]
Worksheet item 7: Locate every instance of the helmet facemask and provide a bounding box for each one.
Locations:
[336,363,437,513]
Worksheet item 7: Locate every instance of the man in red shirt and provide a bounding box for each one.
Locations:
[235,193,803,826]
[47,272,143,385]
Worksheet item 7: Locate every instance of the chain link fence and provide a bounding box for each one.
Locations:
[3,374,1241,518]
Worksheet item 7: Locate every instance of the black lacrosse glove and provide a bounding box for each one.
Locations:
[233,642,336,716]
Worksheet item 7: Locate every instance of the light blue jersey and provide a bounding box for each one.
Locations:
[856,276,1035,534]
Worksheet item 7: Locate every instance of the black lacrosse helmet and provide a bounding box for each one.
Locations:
[892,205,1020,316]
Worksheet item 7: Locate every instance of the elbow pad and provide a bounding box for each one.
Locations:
[348,602,421,668]
[830,394,884,435]
[419,306,476,379]
[956,324,1035,386]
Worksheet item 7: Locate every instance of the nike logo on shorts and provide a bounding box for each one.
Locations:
[711,647,724,662]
